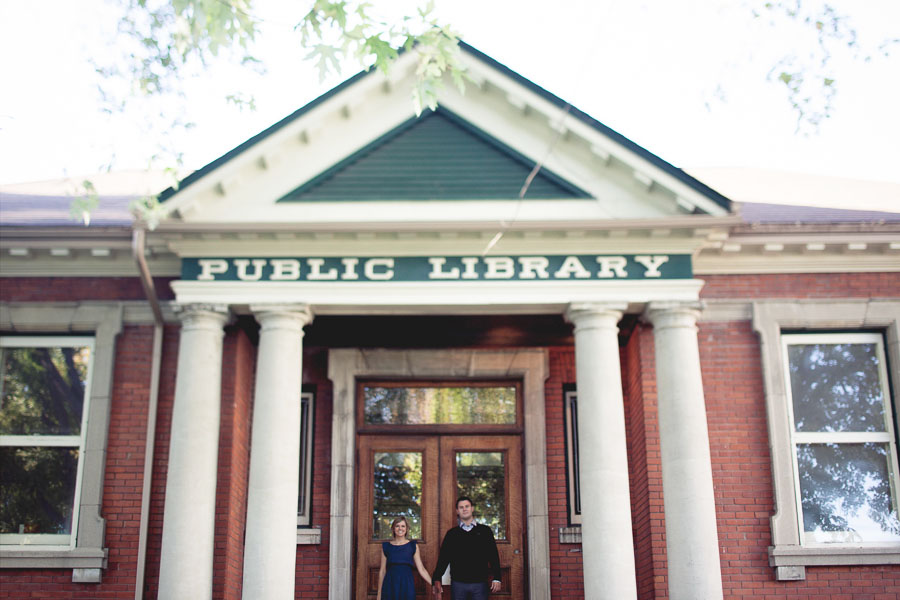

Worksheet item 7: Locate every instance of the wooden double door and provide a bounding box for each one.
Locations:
[355,434,525,598]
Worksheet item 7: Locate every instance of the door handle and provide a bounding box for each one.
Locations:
[513,549,520,554]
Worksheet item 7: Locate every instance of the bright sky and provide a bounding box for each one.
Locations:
[1,1,899,202]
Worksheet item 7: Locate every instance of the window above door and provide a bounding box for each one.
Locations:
[357,380,522,433]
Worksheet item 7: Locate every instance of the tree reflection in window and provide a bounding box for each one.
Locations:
[797,443,900,542]
[0,344,91,540]
[0,347,89,436]
[364,386,516,425]
[784,335,900,544]
[456,452,506,539]
[788,343,885,433]
[372,452,422,539]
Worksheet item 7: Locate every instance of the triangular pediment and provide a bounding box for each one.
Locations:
[278,109,589,202]
[158,43,732,225]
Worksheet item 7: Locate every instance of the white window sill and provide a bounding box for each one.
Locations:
[0,546,107,570]
[297,527,322,545]
[769,544,900,580]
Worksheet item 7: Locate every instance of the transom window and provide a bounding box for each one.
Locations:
[0,337,94,547]
[782,332,900,544]
[358,381,520,431]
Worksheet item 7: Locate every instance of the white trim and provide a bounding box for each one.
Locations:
[0,303,122,574]
[564,389,582,526]
[297,390,315,529]
[752,300,900,579]
[171,278,705,312]
[327,349,551,600]
[781,332,900,547]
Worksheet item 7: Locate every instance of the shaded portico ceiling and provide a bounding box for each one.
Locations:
[156,42,732,228]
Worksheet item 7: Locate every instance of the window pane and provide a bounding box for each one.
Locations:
[372,452,422,539]
[456,452,506,540]
[0,346,91,435]
[0,446,79,535]
[787,343,886,432]
[363,386,516,425]
[797,443,900,542]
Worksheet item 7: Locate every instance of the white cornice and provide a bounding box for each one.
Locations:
[170,278,706,314]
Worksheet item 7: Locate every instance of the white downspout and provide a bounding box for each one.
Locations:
[132,227,164,600]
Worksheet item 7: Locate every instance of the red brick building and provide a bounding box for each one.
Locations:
[1,44,899,599]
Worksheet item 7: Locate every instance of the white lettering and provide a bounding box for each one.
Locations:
[270,259,301,281]
[233,259,267,281]
[306,258,338,280]
[197,259,229,281]
[341,258,359,280]
[461,257,480,280]
[554,256,591,279]
[596,256,628,278]
[364,258,394,280]
[518,256,550,279]
[634,255,669,278]
[428,257,460,280]
[484,257,515,279]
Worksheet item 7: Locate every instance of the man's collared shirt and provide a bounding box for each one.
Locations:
[459,520,475,532]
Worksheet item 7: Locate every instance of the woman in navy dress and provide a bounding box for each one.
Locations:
[377,516,433,600]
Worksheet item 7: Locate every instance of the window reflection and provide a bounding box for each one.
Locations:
[788,343,885,433]
[0,447,79,535]
[372,452,422,539]
[456,452,506,539]
[797,443,900,543]
[0,347,90,436]
[364,386,516,425]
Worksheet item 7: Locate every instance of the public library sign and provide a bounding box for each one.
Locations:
[183,254,690,282]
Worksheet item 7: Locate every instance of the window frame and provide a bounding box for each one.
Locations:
[563,385,582,525]
[0,336,96,547]
[0,303,122,573]
[753,300,900,579]
[781,332,900,546]
[297,389,315,528]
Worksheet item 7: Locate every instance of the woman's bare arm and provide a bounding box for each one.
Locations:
[413,545,432,585]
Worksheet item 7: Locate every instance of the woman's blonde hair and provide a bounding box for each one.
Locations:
[390,516,410,538]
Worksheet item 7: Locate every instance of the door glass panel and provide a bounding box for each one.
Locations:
[456,452,506,539]
[372,452,423,539]
[363,386,516,425]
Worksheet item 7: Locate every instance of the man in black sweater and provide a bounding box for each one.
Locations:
[431,496,502,599]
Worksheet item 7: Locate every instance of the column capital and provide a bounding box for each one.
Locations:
[173,303,230,330]
[644,301,704,330]
[565,302,628,330]
[250,304,314,331]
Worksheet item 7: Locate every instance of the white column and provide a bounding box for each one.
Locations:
[645,302,723,600]
[565,303,637,599]
[242,305,314,600]
[158,304,229,600]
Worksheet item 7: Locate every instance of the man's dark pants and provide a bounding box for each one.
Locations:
[450,581,489,600]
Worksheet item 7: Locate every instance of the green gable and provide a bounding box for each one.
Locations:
[278,109,591,202]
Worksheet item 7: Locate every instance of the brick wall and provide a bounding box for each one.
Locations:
[0,277,177,302]
[700,319,900,598]
[142,325,181,598]
[0,325,161,598]
[294,347,333,598]
[545,346,584,597]
[624,326,669,599]
[699,272,900,299]
[213,327,256,600]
